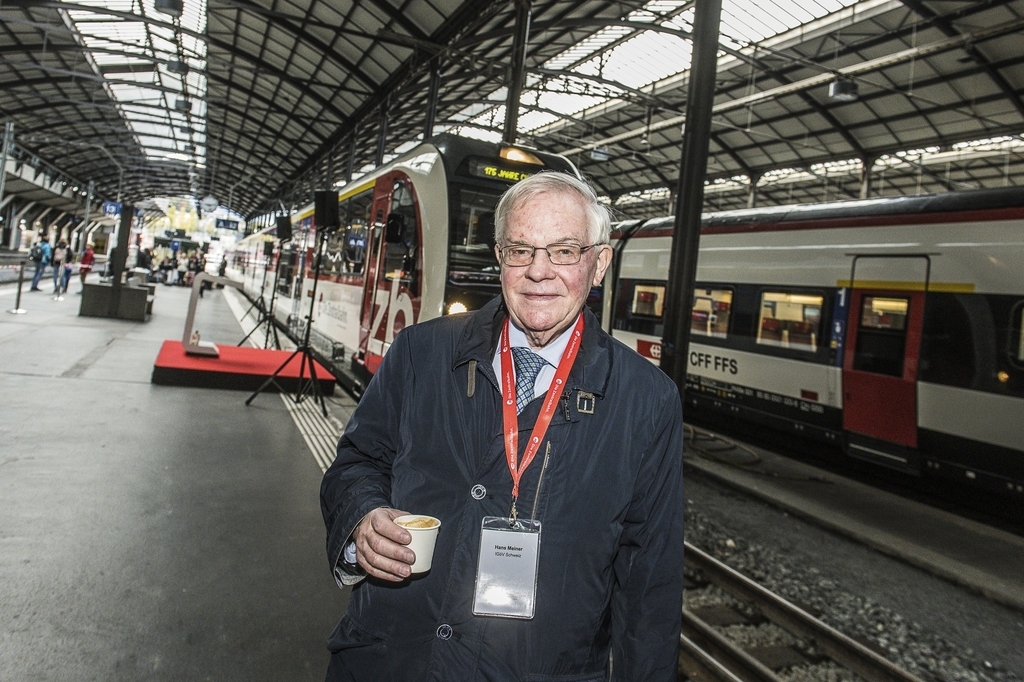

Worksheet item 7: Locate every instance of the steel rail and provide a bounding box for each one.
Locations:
[684,542,925,682]
[679,633,750,682]
[681,608,786,682]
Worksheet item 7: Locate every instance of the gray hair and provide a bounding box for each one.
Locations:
[493,171,611,246]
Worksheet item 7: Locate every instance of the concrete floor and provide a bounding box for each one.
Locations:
[0,280,347,681]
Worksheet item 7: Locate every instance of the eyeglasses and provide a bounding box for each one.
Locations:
[499,242,598,267]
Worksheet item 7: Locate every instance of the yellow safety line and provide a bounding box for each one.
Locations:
[836,279,975,293]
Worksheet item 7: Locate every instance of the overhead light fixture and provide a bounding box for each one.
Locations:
[167,59,188,74]
[828,78,858,102]
[175,98,190,112]
[590,148,610,162]
[184,144,196,153]
[154,0,183,18]
[178,125,194,134]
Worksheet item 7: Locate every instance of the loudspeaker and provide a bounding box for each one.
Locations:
[276,216,292,243]
[263,241,274,257]
[314,190,339,231]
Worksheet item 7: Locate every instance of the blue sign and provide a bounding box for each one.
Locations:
[102,201,122,216]
[215,219,239,230]
[171,240,180,252]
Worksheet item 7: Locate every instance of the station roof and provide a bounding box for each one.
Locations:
[1,0,1022,219]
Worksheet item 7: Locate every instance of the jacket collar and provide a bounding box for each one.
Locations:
[452,295,612,397]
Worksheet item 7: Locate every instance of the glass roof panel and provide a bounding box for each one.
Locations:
[67,0,208,174]
[514,0,862,136]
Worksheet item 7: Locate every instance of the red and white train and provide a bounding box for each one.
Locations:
[233,134,576,391]
[233,137,1024,497]
[608,188,1024,496]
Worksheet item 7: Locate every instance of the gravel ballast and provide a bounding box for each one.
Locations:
[685,472,1024,682]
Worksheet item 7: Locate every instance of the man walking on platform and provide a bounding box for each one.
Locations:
[321,172,684,681]
[29,235,51,291]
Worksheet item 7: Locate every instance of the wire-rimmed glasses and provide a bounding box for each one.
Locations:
[498,242,597,267]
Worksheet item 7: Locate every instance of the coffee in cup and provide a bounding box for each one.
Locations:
[393,514,441,573]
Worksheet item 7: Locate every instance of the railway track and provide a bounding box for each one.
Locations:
[680,542,925,682]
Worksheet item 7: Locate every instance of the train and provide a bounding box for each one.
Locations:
[608,188,1024,497]
[233,134,577,389]
[231,136,1024,498]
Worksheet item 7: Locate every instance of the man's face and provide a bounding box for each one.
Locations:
[497,191,612,348]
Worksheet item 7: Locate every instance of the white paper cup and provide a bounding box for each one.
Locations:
[394,515,441,574]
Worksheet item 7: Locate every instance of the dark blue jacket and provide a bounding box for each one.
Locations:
[321,296,684,681]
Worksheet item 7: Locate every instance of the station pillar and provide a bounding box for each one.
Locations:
[660,0,723,392]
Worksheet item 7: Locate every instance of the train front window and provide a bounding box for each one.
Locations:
[691,288,733,339]
[756,292,823,352]
[854,296,910,377]
[450,185,503,275]
[382,180,419,293]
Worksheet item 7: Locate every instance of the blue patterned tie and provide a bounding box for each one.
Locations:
[511,346,548,414]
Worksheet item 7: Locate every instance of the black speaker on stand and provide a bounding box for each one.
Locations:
[246,200,337,416]
[275,215,293,242]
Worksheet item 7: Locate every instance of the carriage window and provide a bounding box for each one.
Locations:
[691,288,732,338]
[756,291,823,352]
[854,296,909,377]
[631,284,665,318]
[861,296,908,331]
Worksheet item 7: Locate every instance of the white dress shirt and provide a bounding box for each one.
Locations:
[491,318,576,402]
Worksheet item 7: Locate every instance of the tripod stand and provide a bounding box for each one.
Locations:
[245,229,329,417]
[238,245,282,349]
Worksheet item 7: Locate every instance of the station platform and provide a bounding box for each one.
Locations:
[0,279,349,680]
[684,429,1024,613]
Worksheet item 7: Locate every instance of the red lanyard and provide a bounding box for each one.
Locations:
[499,313,585,503]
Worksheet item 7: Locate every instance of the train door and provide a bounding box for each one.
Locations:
[841,256,930,473]
[356,172,421,374]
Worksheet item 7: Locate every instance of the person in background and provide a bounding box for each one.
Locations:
[29,235,52,292]
[177,254,188,286]
[51,240,69,294]
[78,242,95,291]
[57,245,74,296]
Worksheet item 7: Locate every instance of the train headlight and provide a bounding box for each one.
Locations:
[447,301,468,315]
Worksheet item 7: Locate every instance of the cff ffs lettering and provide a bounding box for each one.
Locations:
[689,351,738,375]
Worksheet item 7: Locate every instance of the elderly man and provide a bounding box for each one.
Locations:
[321,171,683,681]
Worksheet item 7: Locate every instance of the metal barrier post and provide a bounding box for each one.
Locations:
[7,259,27,314]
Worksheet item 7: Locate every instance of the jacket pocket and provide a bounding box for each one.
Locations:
[327,613,387,653]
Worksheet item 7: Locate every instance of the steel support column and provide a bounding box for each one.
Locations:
[108,207,133,317]
[80,181,94,251]
[424,60,441,142]
[660,0,723,391]
[747,172,762,209]
[502,0,532,146]
[860,156,876,199]
[0,122,12,248]
[376,96,390,167]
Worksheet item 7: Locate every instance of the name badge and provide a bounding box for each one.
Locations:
[472,516,541,619]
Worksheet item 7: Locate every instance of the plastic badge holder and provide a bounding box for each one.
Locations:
[472,516,542,619]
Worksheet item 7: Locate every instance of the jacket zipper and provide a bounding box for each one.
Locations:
[530,442,552,520]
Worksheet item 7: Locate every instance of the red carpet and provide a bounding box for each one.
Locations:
[151,340,336,394]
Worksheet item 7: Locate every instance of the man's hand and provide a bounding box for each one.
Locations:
[353,507,415,581]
